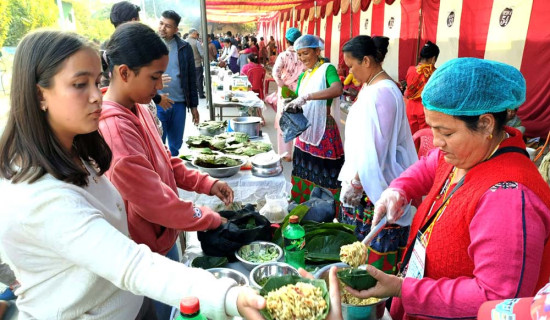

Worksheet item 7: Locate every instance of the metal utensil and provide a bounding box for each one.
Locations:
[357,216,387,270]
[361,216,387,246]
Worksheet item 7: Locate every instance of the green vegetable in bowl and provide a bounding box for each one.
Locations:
[194,155,242,168]
[239,245,279,264]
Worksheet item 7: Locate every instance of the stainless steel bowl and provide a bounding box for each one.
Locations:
[207,267,249,286]
[192,159,243,178]
[235,241,283,271]
[232,116,261,138]
[249,262,299,290]
[251,165,283,177]
[314,263,387,320]
[250,153,283,177]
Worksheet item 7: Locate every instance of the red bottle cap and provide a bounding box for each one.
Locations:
[180,297,200,315]
[289,215,299,223]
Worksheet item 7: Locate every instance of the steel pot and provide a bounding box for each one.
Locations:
[232,116,261,138]
[251,153,283,177]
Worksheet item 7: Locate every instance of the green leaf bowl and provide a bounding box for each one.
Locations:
[260,275,330,320]
[337,268,377,291]
[191,256,228,269]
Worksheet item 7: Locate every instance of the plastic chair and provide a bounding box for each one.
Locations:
[247,66,266,100]
[412,128,435,158]
[264,77,275,96]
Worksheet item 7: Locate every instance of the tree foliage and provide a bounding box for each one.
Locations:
[3,0,58,47]
[0,0,11,48]
[70,0,113,43]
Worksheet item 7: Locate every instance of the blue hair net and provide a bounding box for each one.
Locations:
[285,28,302,43]
[294,35,320,51]
[422,58,526,116]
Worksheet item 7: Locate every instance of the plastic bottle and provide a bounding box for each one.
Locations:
[283,215,306,269]
[281,85,298,100]
[175,297,207,320]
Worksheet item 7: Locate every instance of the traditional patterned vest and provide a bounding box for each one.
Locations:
[405,127,550,292]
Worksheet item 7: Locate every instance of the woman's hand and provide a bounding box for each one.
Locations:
[341,180,363,207]
[210,181,234,205]
[345,264,403,299]
[298,267,343,320]
[284,95,307,112]
[372,188,408,225]
[236,287,266,320]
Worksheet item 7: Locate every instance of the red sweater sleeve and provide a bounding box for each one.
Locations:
[110,154,221,231]
[170,156,218,195]
[390,148,440,203]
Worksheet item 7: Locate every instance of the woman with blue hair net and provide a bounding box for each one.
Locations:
[284,34,344,213]
[341,58,550,319]
[272,27,304,161]
[337,35,417,276]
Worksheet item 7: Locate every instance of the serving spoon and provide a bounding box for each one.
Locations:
[357,216,387,270]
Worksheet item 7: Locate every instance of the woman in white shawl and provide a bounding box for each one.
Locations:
[284,34,344,217]
[338,35,417,275]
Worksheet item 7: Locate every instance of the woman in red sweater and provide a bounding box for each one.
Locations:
[351,58,550,320]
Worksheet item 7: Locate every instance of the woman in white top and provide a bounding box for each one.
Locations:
[338,35,417,275]
[0,30,265,320]
[220,38,239,73]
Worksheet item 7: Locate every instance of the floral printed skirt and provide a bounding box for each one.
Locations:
[291,116,344,217]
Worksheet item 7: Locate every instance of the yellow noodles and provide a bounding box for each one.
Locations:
[341,289,381,306]
[339,279,380,305]
[265,282,327,320]
[340,241,367,268]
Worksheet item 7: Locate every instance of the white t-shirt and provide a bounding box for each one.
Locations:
[0,161,241,319]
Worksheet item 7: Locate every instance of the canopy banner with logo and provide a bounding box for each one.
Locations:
[255,0,549,138]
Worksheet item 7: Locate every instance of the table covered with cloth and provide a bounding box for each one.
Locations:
[178,132,289,208]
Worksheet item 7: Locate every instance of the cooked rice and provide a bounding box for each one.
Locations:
[340,241,367,268]
[266,282,327,320]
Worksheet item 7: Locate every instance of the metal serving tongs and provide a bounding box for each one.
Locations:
[357,216,387,270]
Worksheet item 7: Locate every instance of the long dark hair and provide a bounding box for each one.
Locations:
[0,30,112,186]
[342,35,390,64]
[105,22,168,74]
[420,41,440,60]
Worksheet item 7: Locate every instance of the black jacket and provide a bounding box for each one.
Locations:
[173,35,199,108]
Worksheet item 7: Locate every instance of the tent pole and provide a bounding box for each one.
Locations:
[200,0,215,120]
[415,0,424,65]
[314,1,317,35]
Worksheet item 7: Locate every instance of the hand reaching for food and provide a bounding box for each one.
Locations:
[210,181,234,205]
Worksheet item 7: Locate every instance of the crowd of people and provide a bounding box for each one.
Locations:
[0,1,549,320]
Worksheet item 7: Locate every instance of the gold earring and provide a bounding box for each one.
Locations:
[488,134,493,140]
